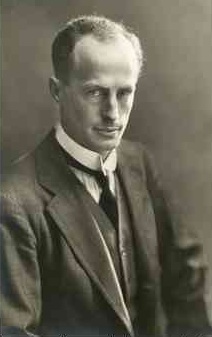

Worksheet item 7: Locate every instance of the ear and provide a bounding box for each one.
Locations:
[49,76,62,102]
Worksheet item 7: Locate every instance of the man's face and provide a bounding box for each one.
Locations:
[55,34,140,156]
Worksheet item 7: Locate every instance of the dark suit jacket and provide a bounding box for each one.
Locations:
[1,131,210,337]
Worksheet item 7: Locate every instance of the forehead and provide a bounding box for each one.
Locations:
[70,34,139,82]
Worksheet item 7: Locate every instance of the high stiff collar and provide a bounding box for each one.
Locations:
[55,124,117,175]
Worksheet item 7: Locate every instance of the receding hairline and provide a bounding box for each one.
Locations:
[51,15,143,83]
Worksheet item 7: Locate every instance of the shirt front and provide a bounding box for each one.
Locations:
[55,123,117,203]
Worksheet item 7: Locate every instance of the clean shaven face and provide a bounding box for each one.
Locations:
[54,34,140,156]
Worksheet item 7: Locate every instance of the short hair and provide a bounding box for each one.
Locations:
[52,15,143,84]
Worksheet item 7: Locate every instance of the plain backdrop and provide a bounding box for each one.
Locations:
[1,0,212,318]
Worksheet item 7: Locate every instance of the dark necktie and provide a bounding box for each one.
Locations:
[61,147,118,229]
[96,172,118,230]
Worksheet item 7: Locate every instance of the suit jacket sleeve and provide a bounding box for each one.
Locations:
[1,184,41,337]
[143,148,211,336]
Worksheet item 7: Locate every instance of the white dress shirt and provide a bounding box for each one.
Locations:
[55,124,117,203]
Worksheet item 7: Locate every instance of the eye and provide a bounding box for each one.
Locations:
[117,87,133,99]
[90,89,101,96]
[84,87,103,98]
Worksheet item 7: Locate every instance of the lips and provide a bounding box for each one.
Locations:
[95,125,121,131]
[94,125,122,137]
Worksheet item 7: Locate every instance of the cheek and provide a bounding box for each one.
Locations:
[122,112,131,129]
[64,95,88,123]
[128,94,135,109]
[121,93,135,109]
[120,99,134,118]
[74,105,98,130]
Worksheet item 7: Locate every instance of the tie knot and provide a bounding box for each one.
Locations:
[94,171,109,187]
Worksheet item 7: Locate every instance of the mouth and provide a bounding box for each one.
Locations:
[94,126,122,138]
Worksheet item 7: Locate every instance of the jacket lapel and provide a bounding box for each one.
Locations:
[35,132,133,335]
[117,141,168,336]
[117,141,161,284]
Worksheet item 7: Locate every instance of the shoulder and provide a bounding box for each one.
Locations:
[1,140,47,219]
[1,130,54,195]
[1,150,37,196]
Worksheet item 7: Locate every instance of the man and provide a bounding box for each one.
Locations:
[1,15,211,337]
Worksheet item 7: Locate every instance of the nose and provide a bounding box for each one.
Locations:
[102,92,119,121]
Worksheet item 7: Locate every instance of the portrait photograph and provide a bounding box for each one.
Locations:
[1,1,212,336]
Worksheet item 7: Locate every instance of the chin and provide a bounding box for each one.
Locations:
[86,135,122,153]
[97,140,121,154]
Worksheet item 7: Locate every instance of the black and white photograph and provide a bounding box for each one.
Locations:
[1,1,212,336]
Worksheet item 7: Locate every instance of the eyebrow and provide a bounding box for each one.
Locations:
[81,81,102,88]
[81,82,134,90]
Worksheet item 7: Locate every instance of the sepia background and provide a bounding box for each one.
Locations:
[1,0,212,318]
